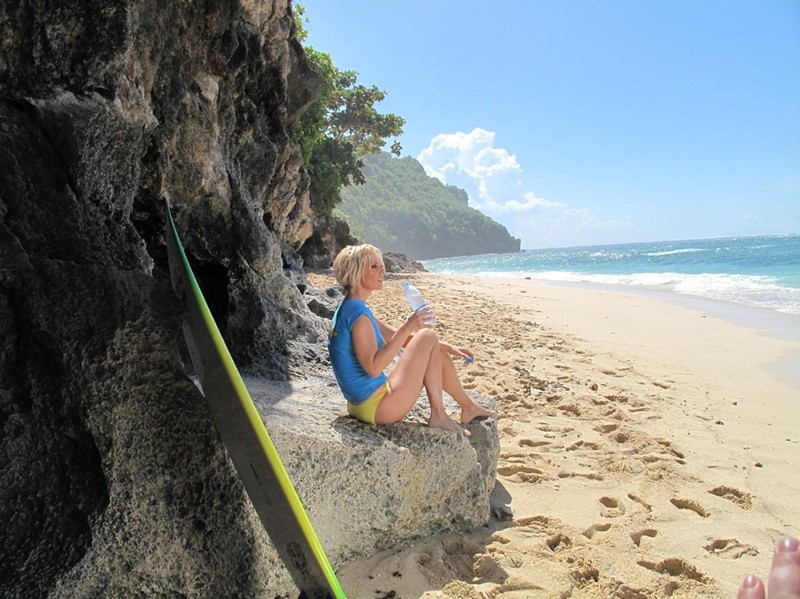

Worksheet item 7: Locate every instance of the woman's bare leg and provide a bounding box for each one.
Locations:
[376,330,463,433]
[440,350,495,423]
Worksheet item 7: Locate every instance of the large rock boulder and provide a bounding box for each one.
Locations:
[299,214,359,270]
[247,377,499,565]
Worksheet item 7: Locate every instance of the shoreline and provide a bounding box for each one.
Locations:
[522,277,800,390]
[315,270,800,598]
[542,277,800,343]
[417,269,800,391]
[429,271,800,340]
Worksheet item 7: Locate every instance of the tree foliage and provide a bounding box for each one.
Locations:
[293,4,404,215]
[339,153,521,260]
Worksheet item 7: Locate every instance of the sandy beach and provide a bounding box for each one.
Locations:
[309,271,800,598]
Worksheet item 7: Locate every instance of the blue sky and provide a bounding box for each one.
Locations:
[299,0,800,249]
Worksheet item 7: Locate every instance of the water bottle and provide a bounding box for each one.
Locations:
[403,281,436,325]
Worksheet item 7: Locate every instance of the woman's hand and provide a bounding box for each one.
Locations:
[404,306,436,331]
[446,344,474,363]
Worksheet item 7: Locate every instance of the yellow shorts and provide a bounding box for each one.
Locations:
[347,382,390,425]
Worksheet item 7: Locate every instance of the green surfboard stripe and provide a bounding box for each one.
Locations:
[165,204,345,599]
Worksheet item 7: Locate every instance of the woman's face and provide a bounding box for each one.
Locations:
[360,252,385,291]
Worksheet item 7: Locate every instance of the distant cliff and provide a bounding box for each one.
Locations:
[338,152,521,260]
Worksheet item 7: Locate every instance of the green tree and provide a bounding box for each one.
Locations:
[293,4,404,215]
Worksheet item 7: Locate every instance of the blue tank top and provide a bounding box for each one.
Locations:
[328,299,387,403]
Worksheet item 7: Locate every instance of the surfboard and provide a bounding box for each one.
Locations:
[165,203,345,599]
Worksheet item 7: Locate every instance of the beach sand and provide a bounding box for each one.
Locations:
[308,272,800,598]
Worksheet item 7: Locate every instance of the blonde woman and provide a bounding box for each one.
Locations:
[327,244,493,434]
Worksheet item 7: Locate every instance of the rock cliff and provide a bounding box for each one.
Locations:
[0,1,498,597]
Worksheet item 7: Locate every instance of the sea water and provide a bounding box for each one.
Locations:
[424,234,800,318]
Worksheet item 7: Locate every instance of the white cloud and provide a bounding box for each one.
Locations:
[501,192,567,213]
[418,128,520,186]
[417,128,633,247]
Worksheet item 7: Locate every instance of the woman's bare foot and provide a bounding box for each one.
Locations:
[738,536,800,599]
[460,402,495,424]
[428,413,469,436]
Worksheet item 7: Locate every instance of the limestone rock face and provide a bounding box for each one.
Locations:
[0,1,499,597]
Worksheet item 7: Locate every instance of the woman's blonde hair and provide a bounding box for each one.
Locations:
[332,244,382,292]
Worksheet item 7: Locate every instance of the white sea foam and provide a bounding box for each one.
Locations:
[524,271,800,315]
[643,248,707,257]
[458,269,800,315]
[673,274,800,315]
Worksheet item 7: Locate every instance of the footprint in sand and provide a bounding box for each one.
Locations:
[630,528,658,546]
[599,496,626,518]
[546,533,572,551]
[472,553,507,583]
[567,440,600,451]
[518,438,551,448]
[501,425,517,437]
[558,470,605,481]
[658,439,686,459]
[602,457,644,475]
[627,493,653,512]
[602,407,628,421]
[583,522,612,539]
[604,393,630,403]
[497,464,545,483]
[636,557,709,583]
[656,439,686,464]
[588,395,608,406]
[570,564,600,588]
[514,514,558,529]
[670,497,710,517]
[499,451,530,462]
[611,430,631,444]
[594,422,619,434]
[708,485,753,509]
[558,403,582,416]
[538,423,575,434]
[704,538,759,559]
[417,538,505,587]
[497,463,543,476]
[602,369,624,377]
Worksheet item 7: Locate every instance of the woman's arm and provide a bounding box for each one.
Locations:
[376,314,474,361]
[376,319,398,343]
[351,313,417,377]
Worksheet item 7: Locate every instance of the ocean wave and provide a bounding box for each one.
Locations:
[643,248,707,257]
[672,274,800,315]
[522,271,800,315]
[532,271,681,287]
[533,272,800,314]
